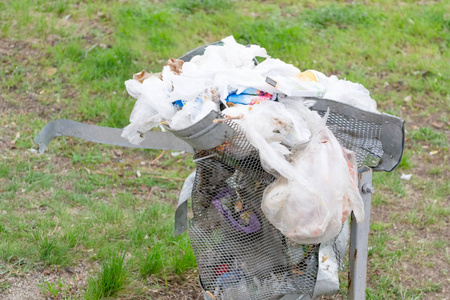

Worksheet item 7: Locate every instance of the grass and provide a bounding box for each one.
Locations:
[1,0,449,299]
[38,277,75,300]
[139,243,164,278]
[409,127,449,147]
[84,251,127,299]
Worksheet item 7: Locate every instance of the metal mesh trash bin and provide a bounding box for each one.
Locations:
[187,119,319,299]
[171,99,404,300]
[35,43,405,300]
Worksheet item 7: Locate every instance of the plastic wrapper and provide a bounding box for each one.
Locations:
[226,87,274,105]
[169,87,221,130]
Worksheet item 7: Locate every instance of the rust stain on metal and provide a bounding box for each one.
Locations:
[354,248,358,260]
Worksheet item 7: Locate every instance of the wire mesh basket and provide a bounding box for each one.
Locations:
[164,94,404,299]
[188,118,320,299]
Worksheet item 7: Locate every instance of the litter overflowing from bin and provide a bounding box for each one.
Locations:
[120,36,376,299]
[122,35,368,237]
[122,36,378,144]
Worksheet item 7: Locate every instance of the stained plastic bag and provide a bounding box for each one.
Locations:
[260,118,364,244]
[234,98,363,243]
[239,99,318,179]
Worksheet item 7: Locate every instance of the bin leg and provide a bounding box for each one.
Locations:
[348,167,373,300]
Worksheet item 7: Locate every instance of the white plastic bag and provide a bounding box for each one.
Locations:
[261,124,364,244]
[121,76,176,144]
[239,100,313,178]
[310,71,379,113]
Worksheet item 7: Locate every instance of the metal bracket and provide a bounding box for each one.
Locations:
[373,113,405,172]
[174,171,196,237]
[34,119,194,153]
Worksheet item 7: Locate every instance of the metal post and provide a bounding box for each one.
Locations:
[348,167,373,300]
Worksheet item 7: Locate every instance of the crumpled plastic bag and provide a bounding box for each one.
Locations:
[169,87,221,130]
[231,91,364,244]
[239,98,318,179]
[259,108,364,244]
[122,36,281,143]
[122,75,176,144]
[311,71,379,113]
[122,35,378,156]
[167,36,272,103]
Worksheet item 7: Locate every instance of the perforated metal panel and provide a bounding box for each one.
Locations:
[317,110,383,168]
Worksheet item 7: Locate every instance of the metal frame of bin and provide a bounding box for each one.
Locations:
[348,167,374,300]
[34,43,405,300]
[34,108,403,300]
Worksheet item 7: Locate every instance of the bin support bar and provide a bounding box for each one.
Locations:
[348,167,373,300]
[34,119,194,154]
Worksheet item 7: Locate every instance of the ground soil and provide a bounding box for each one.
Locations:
[0,261,90,300]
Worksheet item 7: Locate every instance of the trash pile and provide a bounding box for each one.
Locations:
[122,36,370,244]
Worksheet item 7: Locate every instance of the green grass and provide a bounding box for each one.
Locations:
[38,277,75,300]
[409,127,449,147]
[84,251,128,299]
[139,243,164,278]
[1,0,449,298]
[34,232,70,265]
